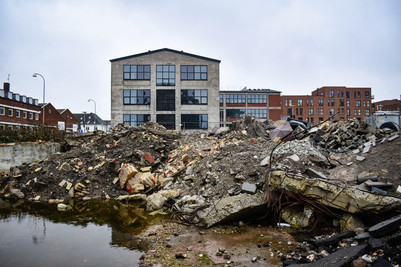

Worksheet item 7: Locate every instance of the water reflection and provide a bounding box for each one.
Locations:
[0,198,169,266]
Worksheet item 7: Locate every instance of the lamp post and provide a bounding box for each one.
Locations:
[88,99,96,115]
[83,111,87,133]
[33,73,45,127]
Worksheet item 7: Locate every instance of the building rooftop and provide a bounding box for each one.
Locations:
[110,48,221,63]
[73,113,105,125]
[220,88,281,94]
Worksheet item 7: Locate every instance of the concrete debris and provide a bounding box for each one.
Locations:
[0,117,400,266]
[269,171,401,214]
[198,193,265,228]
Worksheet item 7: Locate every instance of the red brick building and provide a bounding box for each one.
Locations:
[281,86,372,125]
[372,99,401,113]
[57,109,80,132]
[219,88,281,127]
[0,82,41,130]
[40,103,68,130]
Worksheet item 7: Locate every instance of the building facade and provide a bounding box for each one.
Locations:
[110,48,220,131]
[73,112,107,132]
[219,88,281,127]
[372,99,401,113]
[58,109,80,132]
[281,86,373,125]
[0,82,41,130]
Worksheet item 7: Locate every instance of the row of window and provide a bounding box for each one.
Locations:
[0,106,39,120]
[219,109,267,119]
[219,94,267,104]
[328,90,370,98]
[123,65,208,85]
[123,89,208,106]
[285,99,371,107]
[123,113,208,130]
[287,108,370,116]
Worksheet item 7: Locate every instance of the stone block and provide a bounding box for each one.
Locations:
[356,156,365,161]
[362,146,370,154]
[368,238,384,250]
[241,182,257,194]
[118,163,138,189]
[368,214,401,238]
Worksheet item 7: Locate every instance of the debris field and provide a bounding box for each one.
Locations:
[1,117,401,266]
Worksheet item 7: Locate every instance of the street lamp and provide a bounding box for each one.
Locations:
[33,73,45,127]
[88,99,96,115]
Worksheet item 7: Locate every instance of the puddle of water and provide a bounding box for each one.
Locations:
[0,198,167,267]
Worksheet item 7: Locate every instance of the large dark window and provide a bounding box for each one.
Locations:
[226,94,246,104]
[156,65,175,86]
[247,109,267,118]
[123,114,150,126]
[181,65,207,80]
[181,89,207,105]
[123,89,150,105]
[226,109,245,118]
[156,114,175,130]
[181,114,208,129]
[247,94,267,103]
[123,65,150,80]
[318,99,323,106]
[156,90,175,111]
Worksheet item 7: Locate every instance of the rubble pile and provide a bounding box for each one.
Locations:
[310,119,397,153]
[0,117,401,265]
[0,122,180,200]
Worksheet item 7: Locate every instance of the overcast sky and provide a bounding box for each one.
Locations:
[1,0,400,120]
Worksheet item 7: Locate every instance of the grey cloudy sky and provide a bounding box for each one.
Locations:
[1,0,400,120]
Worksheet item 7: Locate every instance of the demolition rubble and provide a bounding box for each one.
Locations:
[1,117,401,266]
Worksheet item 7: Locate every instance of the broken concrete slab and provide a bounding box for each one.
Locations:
[198,193,265,228]
[288,244,368,267]
[388,134,399,141]
[304,168,327,179]
[269,171,401,214]
[368,214,401,238]
[311,230,355,247]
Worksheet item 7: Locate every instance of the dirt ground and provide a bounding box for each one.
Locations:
[138,221,300,267]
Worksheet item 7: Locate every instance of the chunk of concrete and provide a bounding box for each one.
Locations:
[118,163,138,189]
[368,214,401,238]
[241,182,257,194]
[340,213,364,232]
[260,155,270,166]
[281,205,314,229]
[388,134,399,141]
[356,156,365,161]
[198,193,265,228]
[269,171,401,214]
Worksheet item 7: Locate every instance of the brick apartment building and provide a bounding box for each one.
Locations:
[372,99,401,113]
[219,88,281,127]
[0,82,41,130]
[1,82,80,132]
[57,108,80,132]
[281,86,373,125]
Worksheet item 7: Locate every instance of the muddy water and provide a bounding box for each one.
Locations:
[0,198,167,267]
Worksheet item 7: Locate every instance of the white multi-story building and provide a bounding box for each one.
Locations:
[110,48,221,132]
